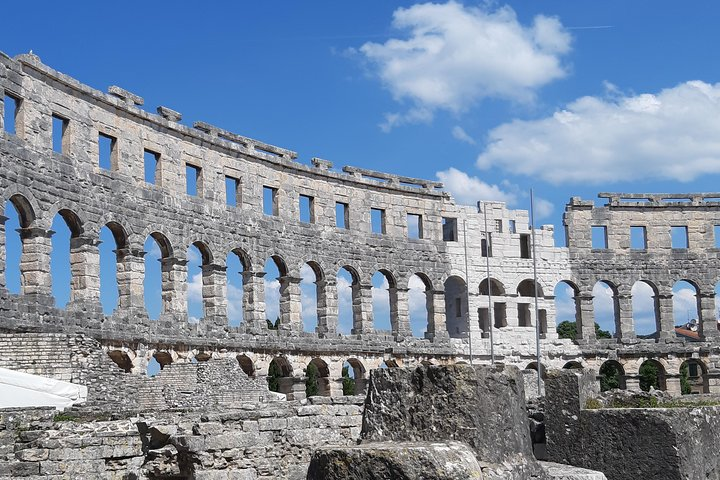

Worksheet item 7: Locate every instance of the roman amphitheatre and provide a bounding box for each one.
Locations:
[1,51,719,479]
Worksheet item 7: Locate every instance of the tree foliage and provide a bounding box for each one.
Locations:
[342,365,356,395]
[267,360,282,392]
[639,362,660,392]
[305,362,320,397]
[680,363,692,395]
[599,362,621,392]
[266,317,279,330]
[556,321,611,340]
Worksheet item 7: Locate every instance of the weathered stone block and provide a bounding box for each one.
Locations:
[306,441,483,480]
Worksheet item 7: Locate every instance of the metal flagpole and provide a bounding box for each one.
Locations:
[530,189,542,393]
[463,219,473,365]
[482,203,495,365]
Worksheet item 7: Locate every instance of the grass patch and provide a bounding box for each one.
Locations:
[53,412,79,422]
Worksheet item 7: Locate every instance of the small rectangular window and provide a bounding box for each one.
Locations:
[455,297,462,318]
[407,213,422,239]
[336,202,349,229]
[371,208,386,234]
[481,234,492,257]
[630,226,647,250]
[591,226,608,249]
[144,149,160,185]
[509,219,517,234]
[225,176,241,207]
[263,186,278,216]
[52,114,69,154]
[495,219,503,233]
[671,226,688,249]
[98,133,117,170]
[715,225,720,248]
[520,233,531,258]
[2,94,19,135]
[442,217,458,242]
[186,164,202,196]
[299,194,314,223]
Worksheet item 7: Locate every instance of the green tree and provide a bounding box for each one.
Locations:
[680,363,692,395]
[556,321,612,340]
[599,362,621,392]
[267,360,282,392]
[639,362,660,392]
[266,317,279,330]
[342,365,356,395]
[305,362,319,397]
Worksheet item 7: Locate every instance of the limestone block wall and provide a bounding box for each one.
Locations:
[545,369,720,480]
[565,193,720,342]
[0,397,364,479]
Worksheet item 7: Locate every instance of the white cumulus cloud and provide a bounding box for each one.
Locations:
[360,2,571,128]
[477,80,720,184]
[436,167,517,206]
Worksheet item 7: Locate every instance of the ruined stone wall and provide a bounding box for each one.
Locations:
[0,396,363,479]
[564,193,720,342]
[546,369,720,480]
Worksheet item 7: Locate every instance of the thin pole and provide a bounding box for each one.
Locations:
[463,219,473,365]
[530,189,542,393]
[482,204,495,365]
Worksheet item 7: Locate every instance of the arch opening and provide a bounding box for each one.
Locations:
[372,270,394,332]
[3,199,24,294]
[639,359,666,392]
[267,357,293,396]
[187,243,211,323]
[680,359,708,395]
[99,223,127,315]
[479,278,507,331]
[107,350,133,373]
[673,280,700,332]
[444,275,468,338]
[343,358,366,395]
[592,281,618,337]
[599,360,626,391]
[264,256,287,329]
[554,281,580,339]
[305,358,330,397]
[632,280,660,338]
[300,262,323,333]
[237,354,255,377]
[337,266,359,334]
[227,249,250,326]
[408,273,431,337]
[50,210,83,309]
[144,233,173,320]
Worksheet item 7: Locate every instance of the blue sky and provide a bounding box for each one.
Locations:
[3,2,720,336]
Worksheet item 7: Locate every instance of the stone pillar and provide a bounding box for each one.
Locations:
[699,292,719,340]
[656,293,676,341]
[576,293,596,342]
[505,297,519,327]
[0,214,7,292]
[625,376,640,391]
[352,283,374,334]
[241,271,266,331]
[278,275,303,333]
[316,277,338,335]
[68,235,101,308]
[116,247,146,312]
[328,378,345,397]
[425,289,448,341]
[390,286,411,338]
[616,292,636,340]
[18,227,53,297]
[706,370,720,394]
[160,256,188,318]
[201,263,227,331]
[665,376,682,396]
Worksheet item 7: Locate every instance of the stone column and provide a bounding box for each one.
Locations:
[425,289,448,341]
[624,376,640,391]
[665,376,682,396]
[390,286,411,338]
[352,283,374,334]
[0,214,7,292]
[160,256,188,319]
[18,227,53,298]
[699,292,719,340]
[316,277,338,335]
[576,292,596,342]
[278,275,303,333]
[201,263,227,331]
[656,293,676,341]
[69,235,101,308]
[616,292,636,341]
[241,271,266,331]
[505,296,519,327]
[116,247,146,312]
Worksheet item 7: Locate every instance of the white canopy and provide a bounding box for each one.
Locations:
[0,367,87,409]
